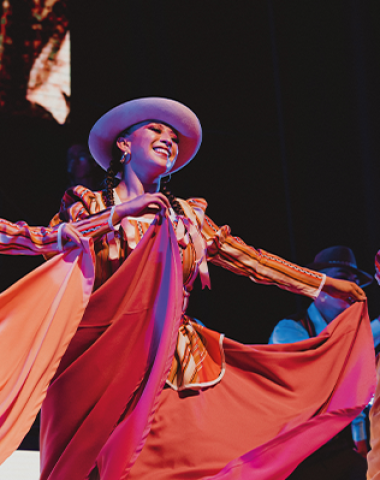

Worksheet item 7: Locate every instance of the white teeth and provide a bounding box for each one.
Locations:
[154,147,169,156]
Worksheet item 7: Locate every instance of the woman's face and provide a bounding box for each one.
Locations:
[118,121,179,181]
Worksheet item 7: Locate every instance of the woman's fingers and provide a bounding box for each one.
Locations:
[116,193,173,220]
[61,224,81,246]
[344,282,366,303]
[348,284,366,303]
[323,277,367,303]
[147,193,172,210]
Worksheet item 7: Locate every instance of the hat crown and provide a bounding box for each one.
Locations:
[313,246,358,269]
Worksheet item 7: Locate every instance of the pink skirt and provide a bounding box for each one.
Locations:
[129,303,375,479]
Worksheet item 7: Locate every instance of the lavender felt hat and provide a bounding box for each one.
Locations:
[88,97,202,175]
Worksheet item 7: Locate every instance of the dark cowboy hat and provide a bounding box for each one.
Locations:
[307,246,373,288]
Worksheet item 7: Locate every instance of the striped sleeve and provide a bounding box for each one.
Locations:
[186,198,325,299]
[0,187,116,256]
[375,250,380,285]
[49,185,114,239]
[0,219,62,255]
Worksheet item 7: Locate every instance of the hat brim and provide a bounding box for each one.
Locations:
[306,261,373,288]
[88,97,202,176]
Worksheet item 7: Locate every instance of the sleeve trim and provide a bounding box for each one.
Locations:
[108,206,117,231]
[57,223,65,251]
[315,273,326,298]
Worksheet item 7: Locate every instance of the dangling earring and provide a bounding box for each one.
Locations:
[120,151,131,165]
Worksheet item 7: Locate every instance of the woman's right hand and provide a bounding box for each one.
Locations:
[61,223,82,247]
[113,193,171,224]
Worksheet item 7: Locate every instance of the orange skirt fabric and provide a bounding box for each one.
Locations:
[0,238,95,464]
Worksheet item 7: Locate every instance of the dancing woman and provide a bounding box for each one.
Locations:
[0,98,374,480]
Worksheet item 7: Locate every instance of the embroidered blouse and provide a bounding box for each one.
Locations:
[49,185,325,297]
[48,185,326,390]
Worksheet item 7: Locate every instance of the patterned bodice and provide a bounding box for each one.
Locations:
[49,185,325,300]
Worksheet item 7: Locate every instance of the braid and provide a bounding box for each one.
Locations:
[160,176,185,216]
[104,126,133,206]
[104,157,122,207]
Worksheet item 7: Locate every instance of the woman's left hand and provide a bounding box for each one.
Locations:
[322,276,366,303]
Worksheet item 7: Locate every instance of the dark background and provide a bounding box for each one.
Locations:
[1,0,380,345]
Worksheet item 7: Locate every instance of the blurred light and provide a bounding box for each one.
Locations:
[26,31,70,124]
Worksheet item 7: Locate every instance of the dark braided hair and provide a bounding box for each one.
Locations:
[160,176,185,216]
[103,127,131,207]
[104,157,122,207]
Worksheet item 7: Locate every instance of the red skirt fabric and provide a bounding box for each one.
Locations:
[40,215,184,480]
[0,214,375,480]
[40,215,374,480]
[367,355,380,480]
[129,301,375,479]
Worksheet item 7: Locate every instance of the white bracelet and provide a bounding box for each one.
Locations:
[315,273,326,298]
[108,206,117,231]
[57,223,65,251]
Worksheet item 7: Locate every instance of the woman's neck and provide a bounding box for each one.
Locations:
[115,170,160,202]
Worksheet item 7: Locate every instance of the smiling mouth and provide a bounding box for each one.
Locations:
[153,147,170,158]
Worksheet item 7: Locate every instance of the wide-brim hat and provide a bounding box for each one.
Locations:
[88,97,202,175]
[307,245,373,288]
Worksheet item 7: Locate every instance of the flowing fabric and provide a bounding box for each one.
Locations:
[368,248,380,480]
[0,238,95,464]
[129,301,375,480]
[40,215,183,480]
[367,356,380,480]
[0,211,375,480]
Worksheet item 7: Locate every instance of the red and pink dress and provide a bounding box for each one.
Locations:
[0,185,375,480]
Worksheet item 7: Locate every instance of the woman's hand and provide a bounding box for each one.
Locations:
[322,276,366,303]
[61,223,82,247]
[113,193,171,223]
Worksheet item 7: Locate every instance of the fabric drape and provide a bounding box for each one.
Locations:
[40,215,183,480]
[367,356,380,480]
[0,238,95,464]
[0,210,375,480]
[128,301,375,480]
